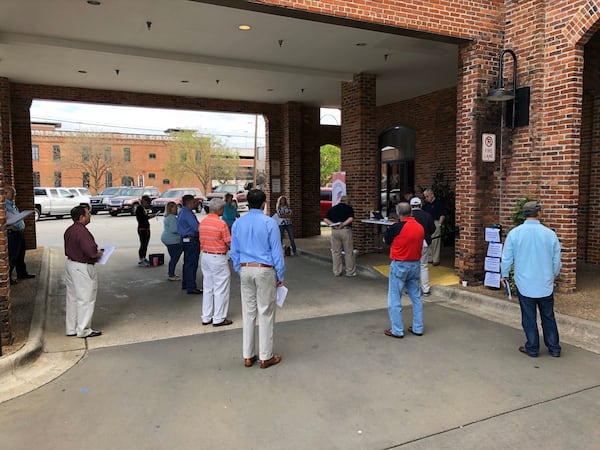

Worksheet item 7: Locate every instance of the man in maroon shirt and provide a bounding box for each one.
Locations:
[383,202,425,338]
[64,205,104,338]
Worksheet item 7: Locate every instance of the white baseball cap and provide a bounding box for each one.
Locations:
[409,197,421,206]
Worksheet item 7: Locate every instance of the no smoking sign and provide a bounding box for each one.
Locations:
[482,133,496,162]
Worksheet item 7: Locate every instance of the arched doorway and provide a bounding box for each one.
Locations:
[379,126,415,217]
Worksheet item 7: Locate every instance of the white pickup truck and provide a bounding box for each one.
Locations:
[34,187,91,221]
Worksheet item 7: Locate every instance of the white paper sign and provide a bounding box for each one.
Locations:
[484,257,501,272]
[485,227,501,243]
[487,242,503,258]
[484,271,501,288]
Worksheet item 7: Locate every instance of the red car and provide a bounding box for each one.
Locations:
[320,187,332,220]
[150,188,205,214]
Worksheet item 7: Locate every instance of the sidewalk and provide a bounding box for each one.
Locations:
[1,232,600,405]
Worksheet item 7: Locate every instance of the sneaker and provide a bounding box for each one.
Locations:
[138,260,150,267]
[168,275,181,281]
[422,291,431,297]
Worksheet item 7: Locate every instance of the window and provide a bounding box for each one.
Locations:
[82,172,90,188]
[54,171,62,187]
[149,153,156,159]
[137,174,144,187]
[148,173,156,179]
[122,176,134,186]
[162,179,170,185]
[106,171,113,187]
[180,152,187,162]
[32,171,40,186]
[105,147,112,163]
[32,145,40,161]
[123,147,131,162]
[195,150,201,162]
[82,146,90,162]
[53,145,61,161]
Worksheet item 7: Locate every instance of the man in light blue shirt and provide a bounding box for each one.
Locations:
[230,189,285,369]
[501,201,561,358]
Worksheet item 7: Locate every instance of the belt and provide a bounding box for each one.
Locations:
[240,262,272,268]
[68,258,94,265]
[203,251,227,255]
[183,235,198,239]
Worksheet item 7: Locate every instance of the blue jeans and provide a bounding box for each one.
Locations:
[387,260,423,336]
[181,238,200,291]
[518,291,561,356]
[165,243,183,277]
[279,224,297,254]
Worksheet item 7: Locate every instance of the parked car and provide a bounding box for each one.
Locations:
[150,188,205,214]
[34,187,90,221]
[89,186,130,214]
[202,184,248,213]
[66,187,92,198]
[108,186,160,216]
[320,187,332,220]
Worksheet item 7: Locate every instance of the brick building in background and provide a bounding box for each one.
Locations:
[30,123,255,193]
[3,0,600,344]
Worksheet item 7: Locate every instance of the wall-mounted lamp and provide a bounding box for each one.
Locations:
[487,49,531,129]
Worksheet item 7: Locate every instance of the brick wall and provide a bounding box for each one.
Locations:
[0,77,12,345]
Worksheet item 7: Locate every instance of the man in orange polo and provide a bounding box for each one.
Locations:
[199,198,233,327]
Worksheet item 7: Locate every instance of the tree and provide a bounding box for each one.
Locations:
[166,130,238,194]
[320,144,341,186]
[61,132,127,193]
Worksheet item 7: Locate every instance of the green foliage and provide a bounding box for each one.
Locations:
[320,144,341,186]
[419,170,455,246]
[511,196,536,226]
[166,130,238,194]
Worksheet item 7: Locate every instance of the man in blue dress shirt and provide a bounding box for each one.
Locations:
[230,189,285,369]
[501,201,562,357]
[177,195,202,294]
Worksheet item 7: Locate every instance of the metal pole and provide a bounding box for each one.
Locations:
[499,103,504,224]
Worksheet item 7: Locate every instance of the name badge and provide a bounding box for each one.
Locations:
[183,238,191,243]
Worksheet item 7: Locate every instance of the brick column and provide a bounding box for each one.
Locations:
[586,95,600,263]
[0,77,13,346]
[341,73,377,254]
[299,105,320,237]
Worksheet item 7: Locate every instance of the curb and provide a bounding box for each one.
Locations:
[296,248,386,279]
[0,247,49,376]
[435,285,600,354]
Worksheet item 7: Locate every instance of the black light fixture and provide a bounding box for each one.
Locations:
[488,49,517,128]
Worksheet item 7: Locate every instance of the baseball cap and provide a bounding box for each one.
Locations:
[409,197,422,206]
[522,201,541,217]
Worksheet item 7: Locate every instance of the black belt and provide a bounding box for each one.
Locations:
[183,235,198,238]
[68,258,94,265]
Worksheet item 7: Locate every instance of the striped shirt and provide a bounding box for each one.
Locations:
[199,213,231,254]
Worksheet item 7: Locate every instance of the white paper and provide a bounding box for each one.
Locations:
[487,242,503,258]
[276,285,288,307]
[484,257,500,272]
[484,271,501,288]
[6,210,34,226]
[327,222,342,227]
[485,227,501,243]
[98,245,116,265]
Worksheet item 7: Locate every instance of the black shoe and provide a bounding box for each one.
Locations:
[9,279,18,285]
[81,330,102,338]
[66,333,76,337]
[17,274,35,279]
[408,327,423,336]
[519,346,537,357]
[213,318,233,327]
[187,289,202,295]
[202,319,212,325]
[422,291,431,297]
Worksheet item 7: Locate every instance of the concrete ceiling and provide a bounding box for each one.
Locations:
[0,0,460,108]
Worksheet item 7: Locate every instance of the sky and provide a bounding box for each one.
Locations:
[30,100,341,149]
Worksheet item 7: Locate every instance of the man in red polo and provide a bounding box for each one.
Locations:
[383,202,425,338]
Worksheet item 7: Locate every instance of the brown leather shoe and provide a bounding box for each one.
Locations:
[259,355,282,369]
[244,356,257,367]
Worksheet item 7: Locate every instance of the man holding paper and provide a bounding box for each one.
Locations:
[231,189,285,369]
[64,205,103,338]
[5,185,35,284]
[323,195,356,277]
[501,201,561,358]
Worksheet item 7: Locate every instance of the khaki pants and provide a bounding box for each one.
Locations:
[240,266,277,361]
[428,220,442,264]
[330,228,356,276]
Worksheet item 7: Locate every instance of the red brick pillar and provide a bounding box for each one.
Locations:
[0,77,13,346]
[586,95,600,263]
[299,105,320,237]
[341,73,377,254]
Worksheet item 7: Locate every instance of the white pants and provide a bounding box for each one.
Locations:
[420,241,430,293]
[201,253,231,324]
[65,259,98,337]
[240,266,276,361]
